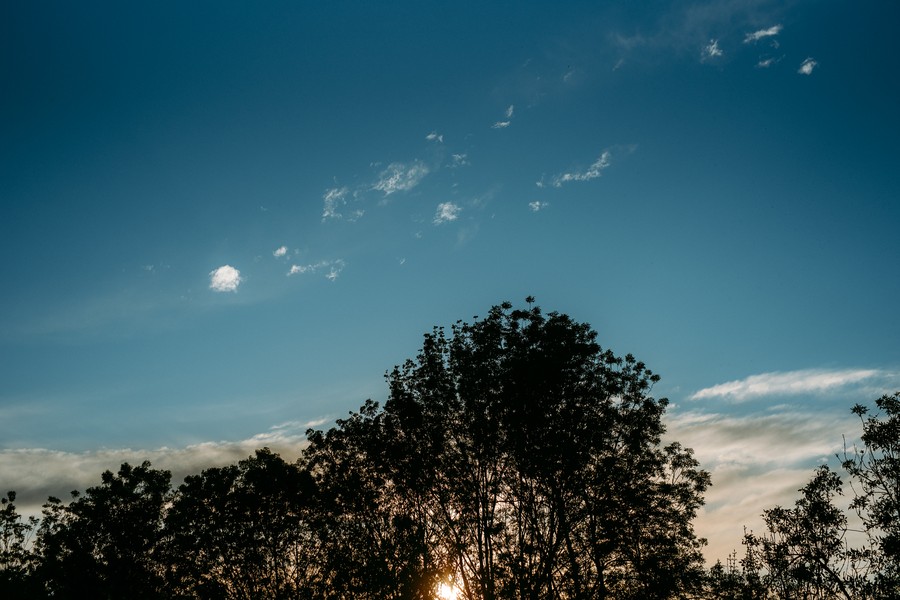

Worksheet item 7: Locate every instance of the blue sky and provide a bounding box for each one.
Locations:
[2,1,899,561]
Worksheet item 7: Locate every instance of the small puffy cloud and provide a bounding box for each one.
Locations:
[426,131,444,143]
[702,39,723,60]
[690,368,883,402]
[528,201,549,212]
[273,246,288,258]
[744,24,782,43]
[372,162,429,196]
[550,150,612,187]
[322,187,349,220]
[798,57,818,75]
[433,202,461,224]
[492,120,511,129]
[209,265,242,292]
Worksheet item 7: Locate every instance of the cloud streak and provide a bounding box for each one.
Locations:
[288,259,346,280]
[691,368,883,402]
[744,25,782,43]
[548,150,612,187]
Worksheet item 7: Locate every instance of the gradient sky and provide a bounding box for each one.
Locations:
[2,1,899,562]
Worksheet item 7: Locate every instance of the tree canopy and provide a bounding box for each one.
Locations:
[5,300,895,598]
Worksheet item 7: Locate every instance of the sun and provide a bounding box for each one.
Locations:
[436,581,459,600]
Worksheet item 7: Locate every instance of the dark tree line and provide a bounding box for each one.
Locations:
[0,300,896,598]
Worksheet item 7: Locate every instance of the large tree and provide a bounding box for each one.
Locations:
[307,299,711,599]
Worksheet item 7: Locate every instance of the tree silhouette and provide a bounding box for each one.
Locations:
[163,448,315,599]
[35,461,171,599]
[308,300,711,599]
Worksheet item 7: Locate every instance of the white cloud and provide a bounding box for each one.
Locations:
[433,202,461,224]
[744,24,782,43]
[702,39,723,60]
[322,187,349,220]
[528,201,549,212]
[665,406,858,564]
[273,246,288,258]
[288,259,346,280]
[209,265,242,293]
[372,161,429,195]
[426,131,444,143]
[492,105,515,129]
[690,368,883,402]
[450,153,469,167]
[756,56,778,68]
[551,150,612,187]
[798,57,818,75]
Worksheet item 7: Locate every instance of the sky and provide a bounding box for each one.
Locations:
[2,0,899,563]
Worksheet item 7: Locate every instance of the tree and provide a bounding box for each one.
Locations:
[303,400,440,600]
[742,466,859,600]
[310,299,711,599]
[163,448,316,599]
[0,491,41,596]
[842,393,900,596]
[35,461,171,599]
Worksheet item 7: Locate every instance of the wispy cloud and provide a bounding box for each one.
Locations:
[744,24,782,43]
[756,56,781,68]
[450,153,469,168]
[547,150,612,187]
[322,187,350,220]
[492,104,515,129]
[273,246,288,258]
[433,202,461,224]
[426,131,443,143]
[209,265,242,293]
[702,38,723,61]
[666,405,857,564]
[528,201,549,212]
[372,161,429,195]
[288,259,346,281]
[691,368,883,402]
[798,57,818,75]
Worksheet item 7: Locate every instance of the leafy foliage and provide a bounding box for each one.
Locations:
[2,300,719,598]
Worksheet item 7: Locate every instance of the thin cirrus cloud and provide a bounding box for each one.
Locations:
[425,131,444,143]
[744,24,782,43]
[288,259,346,281]
[690,368,883,402]
[209,265,242,293]
[546,150,612,187]
[798,57,818,75]
[372,161,429,196]
[492,104,515,129]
